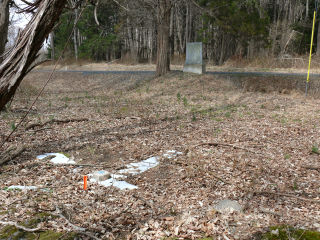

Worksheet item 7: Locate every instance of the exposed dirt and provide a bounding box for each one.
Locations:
[0,70,319,239]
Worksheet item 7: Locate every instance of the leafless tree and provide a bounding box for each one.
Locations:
[0,0,67,111]
[0,0,11,63]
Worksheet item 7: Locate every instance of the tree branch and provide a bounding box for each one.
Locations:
[0,221,41,232]
[0,145,26,165]
[255,191,320,204]
[25,118,89,130]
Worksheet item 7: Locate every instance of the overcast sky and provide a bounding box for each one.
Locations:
[8,0,49,50]
[11,0,32,29]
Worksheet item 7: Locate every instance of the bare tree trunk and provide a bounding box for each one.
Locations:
[73,8,79,61]
[175,10,184,54]
[219,33,225,65]
[169,7,174,56]
[0,0,66,111]
[50,32,55,60]
[156,0,171,76]
[306,0,309,21]
[185,1,189,45]
[317,21,320,56]
[0,0,10,64]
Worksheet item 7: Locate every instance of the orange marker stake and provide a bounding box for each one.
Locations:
[83,176,88,190]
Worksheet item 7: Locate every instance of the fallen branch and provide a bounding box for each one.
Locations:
[0,221,41,232]
[255,191,320,204]
[207,172,231,185]
[53,205,101,240]
[0,145,26,165]
[193,142,258,155]
[259,208,282,217]
[26,118,89,130]
[6,197,28,207]
[29,127,52,133]
[302,166,320,171]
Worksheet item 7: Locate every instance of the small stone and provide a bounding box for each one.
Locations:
[92,170,111,181]
[214,199,243,213]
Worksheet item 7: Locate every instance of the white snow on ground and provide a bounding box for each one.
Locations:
[31,150,182,190]
[37,153,76,164]
[90,178,138,190]
[90,150,182,190]
[119,156,160,175]
[163,150,183,159]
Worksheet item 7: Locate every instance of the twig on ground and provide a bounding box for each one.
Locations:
[255,191,320,203]
[193,142,259,155]
[0,221,41,232]
[259,208,281,217]
[207,172,231,185]
[25,118,89,130]
[0,145,26,165]
[302,166,320,171]
[6,197,28,207]
[29,127,52,133]
[53,205,101,240]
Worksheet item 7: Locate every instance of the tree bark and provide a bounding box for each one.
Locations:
[317,19,320,56]
[73,8,79,61]
[0,0,10,64]
[0,0,66,111]
[50,32,55,60]
[156,0,171,76]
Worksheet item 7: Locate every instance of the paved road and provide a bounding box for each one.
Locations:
[34,69,320,77]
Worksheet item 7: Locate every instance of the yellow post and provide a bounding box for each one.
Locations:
[307,11,317,84]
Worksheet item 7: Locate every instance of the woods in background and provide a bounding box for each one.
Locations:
[49,0,320,65]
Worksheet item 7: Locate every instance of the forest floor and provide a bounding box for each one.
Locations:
[0,70,319,239]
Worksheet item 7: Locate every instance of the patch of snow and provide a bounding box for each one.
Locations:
[37,153,76,165]
[111,174,126,179]
[163,150,183,159]
[90,178,137,190]
[7,186,37,190]
[89,150,182,190]
[119,156,159,175]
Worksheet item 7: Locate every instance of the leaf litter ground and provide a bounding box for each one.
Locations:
[0,70,319,239]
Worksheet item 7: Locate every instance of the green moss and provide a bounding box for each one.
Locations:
[0,213,78,240]
[39,231,78,240]
[163,237,213,240]
[258,225,320,240]
[21,212,55,229]
[0,225,78,240]
[0,225,20,239]
[37,231,64,239]
[0,211,7,215]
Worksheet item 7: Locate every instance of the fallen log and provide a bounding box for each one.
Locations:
[0,145,26,165]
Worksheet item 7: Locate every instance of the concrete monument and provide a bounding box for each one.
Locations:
[183,42,206,74]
